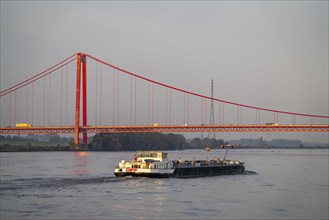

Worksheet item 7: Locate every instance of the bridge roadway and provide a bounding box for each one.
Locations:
[1,124,328,134]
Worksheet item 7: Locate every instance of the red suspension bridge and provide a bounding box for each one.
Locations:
[1,52,328,145]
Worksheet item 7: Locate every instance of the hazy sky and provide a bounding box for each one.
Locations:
[1,1,328,143]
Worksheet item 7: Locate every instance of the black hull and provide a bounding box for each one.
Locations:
[114,164,245,178]
[172,164,245,178]
[115,172,171,178]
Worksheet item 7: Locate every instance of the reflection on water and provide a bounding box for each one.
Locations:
[115,177,167,217]
[72,151,88,175]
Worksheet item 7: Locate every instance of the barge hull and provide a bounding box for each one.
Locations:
[114,172,171,178]
[172,164,245,178]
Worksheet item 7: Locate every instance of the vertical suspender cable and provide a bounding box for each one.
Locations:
[9,93,11,126]
[187,94,189,124]
[221,102,225,125]
[112,69,115,126]
[166,88,168,125]
[218,102,222,125]
[152,83,154,125]
[238,106,242,125]
[32,83,34,125]
[117,71,120,125]
[100,64,103,125]
[239,106,242,125]
[66,66,68,126]
[43,75,46,126]
[61,67,63,126]
[43,77,45,126]
[183,93,186,125]
[95,62,98,126]
[130,75,133,125]
[255,109,258,125]
[310,117,314,125]
[201,98,204,125]
[15,91,17,125]
[148,82,150,126]
[204,99,207,125]
[169,89,172,126]
[273,112,276,123]
[49,75,51,126]
[291,115,294,125]
[201,98,204,139]
[240,106,242,125]
[135,77,137,125]
[292,115,297,125]
[237,106,239,125]
[26,85,28,123]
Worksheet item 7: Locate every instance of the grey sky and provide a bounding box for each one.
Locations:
[1,1,328,143]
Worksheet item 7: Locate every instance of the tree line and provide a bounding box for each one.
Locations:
[89,133,229,151]
[89,133,187,151]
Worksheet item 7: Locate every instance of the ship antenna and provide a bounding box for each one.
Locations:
[223,148,228,160]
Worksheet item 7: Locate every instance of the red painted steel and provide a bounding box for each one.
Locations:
[74,53,82,145]
[80,125,329,133]
[82,54,87,144]
[0,55,76,97]
[86,54,329,119]
[1,52,329,145]
[1,125,328,135]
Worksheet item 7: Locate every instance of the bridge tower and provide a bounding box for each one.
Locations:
[74,53,87,145]
[208,78,215,139]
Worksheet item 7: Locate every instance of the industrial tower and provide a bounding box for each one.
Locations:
[208,79,216,139]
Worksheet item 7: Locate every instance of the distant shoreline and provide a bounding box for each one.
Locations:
[1,145,328,152]
[2,133,328,152]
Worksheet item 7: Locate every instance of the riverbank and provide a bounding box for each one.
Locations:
[1,143,327,152]
[0,140,91,152]
[0,142,69,152]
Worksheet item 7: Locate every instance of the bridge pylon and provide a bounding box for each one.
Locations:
[74,52,87,145]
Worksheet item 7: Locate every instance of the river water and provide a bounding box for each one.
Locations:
[1,149,328,219]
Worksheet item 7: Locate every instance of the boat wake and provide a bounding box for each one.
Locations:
[1,170,258,193]
[0,176,120,192]
[242,170,258,175]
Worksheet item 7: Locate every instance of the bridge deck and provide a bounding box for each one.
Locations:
[1,124,328,134]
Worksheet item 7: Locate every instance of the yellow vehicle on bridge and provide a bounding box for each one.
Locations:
[15,123,32,128]
[265,123,278,126]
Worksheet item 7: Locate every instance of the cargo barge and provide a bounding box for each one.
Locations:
[114,151,245,178]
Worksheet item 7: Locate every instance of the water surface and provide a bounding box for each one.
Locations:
[1,149,328,219]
